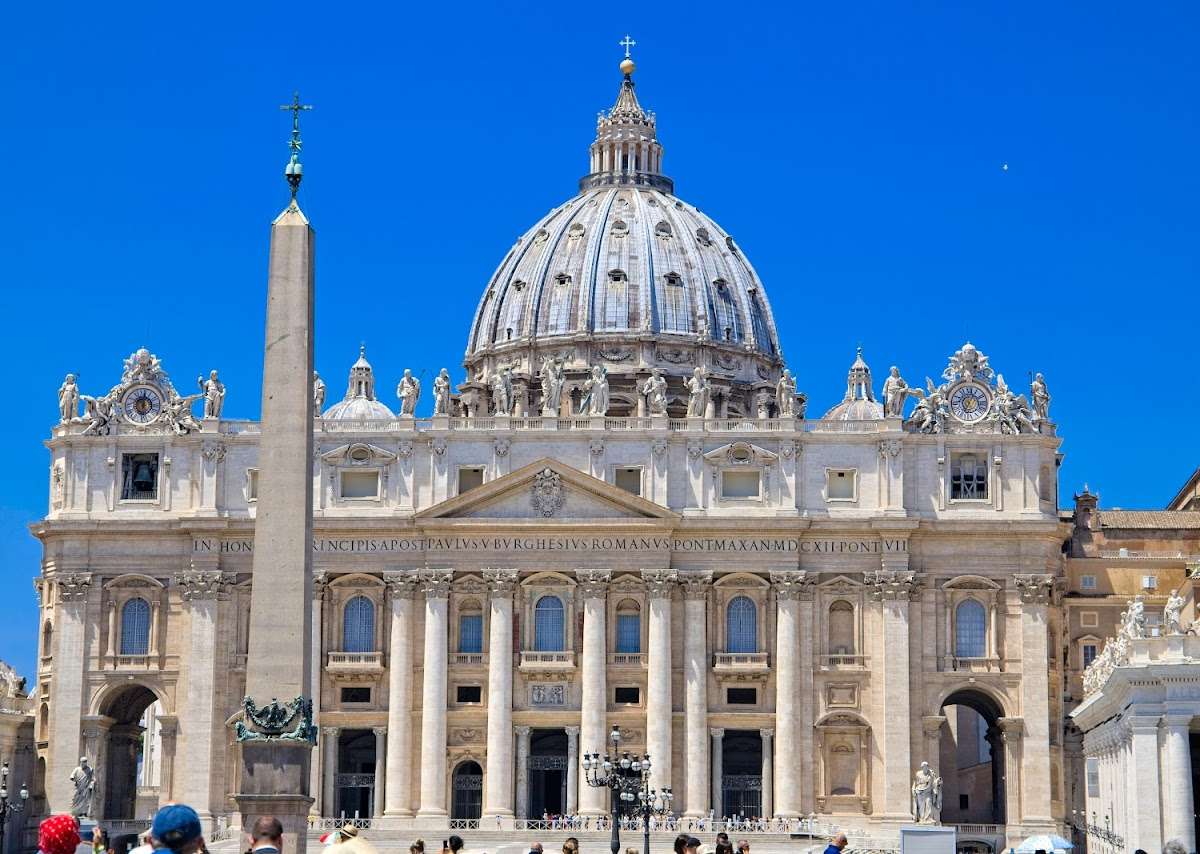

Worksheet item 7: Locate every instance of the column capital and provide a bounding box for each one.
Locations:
[1012,573,1057,604]
[419,568,454,599]
[1128,715,1163,735]
[57,572,93,602]
[678,570,713,600]
[515,725,532,738]
[565,725,580,737]
[864,570,921,601]
[709,727,725,739]
[384,571,420,599]
[313,570,330,600]
[641,568,678,598]
[759,728,774,742]
[770,570,816,600]
[576,569,612,599]
[1163,713,1194,730]
[174,570,236,601]
[321,726,339,738]
[997,717,1024,742]
[922,715,947,737]
[372,726,388,737]
[156,715,179,737]
[482,568,520,597]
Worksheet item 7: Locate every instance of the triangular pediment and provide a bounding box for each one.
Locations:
[415,458,680,522]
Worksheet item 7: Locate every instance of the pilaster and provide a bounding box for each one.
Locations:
[47,573,91,814]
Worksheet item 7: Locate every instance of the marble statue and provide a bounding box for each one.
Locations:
[882,366,914,418]
[492,368,514,416]
[1030,372,1051,422]
[911,761,942,824]
[164,392,204,436]
[198,370,226,419]
[755,390,771,420]
[433,368,452,416]
[641,368,668,415]
[795,391,808,420]
[58,374,80,423]
[1121,595,1147,639]
[80,394,115,437]
[70,756,96,818]
[580,365,610,416]
[0,660,25,700]
[396,369,421,416]
[540,356,566,417]
[685,367,711,418]
[991,374,1036,435]
[775,369,798,417]
[907,379,944,434]
[1164,591,1185,636]
[313,372,326,415]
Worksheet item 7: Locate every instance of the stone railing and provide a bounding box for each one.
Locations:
[113,654,153,669]
[713,652,770,671]
[326,651,385,672]
[519,650,576,670]
[608,652,647,667]
[449,652,486,666]
[818,654,870,670]
[941,655,1003,673]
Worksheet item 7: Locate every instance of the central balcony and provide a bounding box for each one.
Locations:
[326,651,385,675]
[608,653,647,668]
[519,650,577,674]
[712,652,770,675]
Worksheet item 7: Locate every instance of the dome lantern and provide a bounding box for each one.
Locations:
[322,346,396,420]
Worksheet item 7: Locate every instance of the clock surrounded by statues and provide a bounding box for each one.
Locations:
[948,382,991,423]
[121,385,163,424]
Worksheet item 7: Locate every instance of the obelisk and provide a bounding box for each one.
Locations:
[234,93,316,854]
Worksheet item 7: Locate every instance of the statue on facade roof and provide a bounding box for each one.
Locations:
[581,365,610,416]
[198,370,225,419]
[991,375,1036,435]
[540,356,566,417]
[942,342,993,384]
[164,392,203,435]
[433,368,452,416]
[58,373,80,424]
[882,366,916,419]
[641,368,668,415]
[492,367,514,416]
[1030,372,1051,423]
[907,379,944,434]
[313,371,326,415]
[775,369,798,418]
[396,369,421,417]
[685,366,711,418]
[1164,591,1185,636]
[1123,595,1146,639]
[80,393,115,436]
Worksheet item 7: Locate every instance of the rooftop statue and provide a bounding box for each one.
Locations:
[641,368,668,416]
[313,371,326,415]
[775,369,798,418]
[397,369,421,417]
[1030,372,1051,422]
[492,367,514,416]
[433,368,452,416]
[198,370,226,419]
[685,367,711,418]
[580,365,610,416]
[540,356,566,417]
[58,373,80,424]
[881,366,916,418]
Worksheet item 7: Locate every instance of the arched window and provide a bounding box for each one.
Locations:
[533,595,565,652]
[711,278,742,343]
[615,600,641,654]
[546,274,573,334]
[726,596,757,653]
[41,621,53,658]
[459,610,483,654]
[604,270,629,329]
[828,601,855,655]
[661,273,691,333]
[120,598,151,655]
[343,596,376,653]
[955,599,987,658]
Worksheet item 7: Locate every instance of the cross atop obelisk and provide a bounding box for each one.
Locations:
[280,91,313,198]
[620,34,636,58]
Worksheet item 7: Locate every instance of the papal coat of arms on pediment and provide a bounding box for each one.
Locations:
[530,468,566,517]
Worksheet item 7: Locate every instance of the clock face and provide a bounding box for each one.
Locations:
[949,383,991,423]
[122,385,163,424]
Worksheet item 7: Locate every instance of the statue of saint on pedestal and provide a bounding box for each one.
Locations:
[197,370,226,419]
[1164,591,1185,636]
[58,374,80,424]
[1030,372,1051,422]
[70,756,96,818]
[540,356,565,417]
[433,368,452,416]
[685,367,711,418]
[396,369,421,416]
[911,761,942,824]
[313,371,326,416]
[641,368,668,415]
[882,366,913,418]
[492,368,514,416]
[775,369,798,417]
[581,365,609,416]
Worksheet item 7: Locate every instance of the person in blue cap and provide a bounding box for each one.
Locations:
[150,804,205,854]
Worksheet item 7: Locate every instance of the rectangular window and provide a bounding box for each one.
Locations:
[721,470,761,499]
[247,469,259,501]
[1082,644,1097,669]
[1142,575,1158,590]
[1086,758,1100,797]
[456,685,482,704]
[616,614,640,653]
[826,469,856,501]
[340,687,371,704]
[459,614,483,653]
[950,454,988,500]
[727,688,757,705]
[340,470,380,499]
[959,794,969,810]
[614,466,642,496]
[120,453,160,501]
[1080,574,1097,590]
[457,466,485,494]
[614,687,640,704]
[1080,611,1098,627]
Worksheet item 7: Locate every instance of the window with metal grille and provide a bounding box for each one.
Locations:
[604,271,628,329]
[342,596,375,653]
[546,274,573,333]
[955,599,987,658]
[616,613,640,653]
[121,453,159,500]
[726,596,757,653]
[661,273,690,333]
[119,598,150,655]
[950,454,988,499]
[533,595,565,651]
[711,279,741,342]
[459,614,483,653]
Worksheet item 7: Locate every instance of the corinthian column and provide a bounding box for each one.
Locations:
[1163,713,1196,853]
[1013,573,1055,823]
[384,574,417,816]
[482,568,518,820]
[565,726,580,815]
[416,569,453,819]
[643,569,677,793]
[770,571,811,818]
[577,569,611,816]
[679,571,712,817]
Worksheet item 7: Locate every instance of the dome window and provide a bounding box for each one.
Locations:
[654,221,673,240]
[665,273,683,287]
[554,273,571,287]
[604,270,629,329]
[567,223,586,240]
[611,219,629,238]
[726,236,739,253]
[713,277,728,292]
[533,229,549,244]
[696,228,713,247]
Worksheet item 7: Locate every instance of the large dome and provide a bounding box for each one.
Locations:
[461,57,785,419]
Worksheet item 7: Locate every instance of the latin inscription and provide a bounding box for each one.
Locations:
[193,536,907,554]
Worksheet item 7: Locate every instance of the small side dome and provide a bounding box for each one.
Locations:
[823,347,884,420]
[322,346,395,420]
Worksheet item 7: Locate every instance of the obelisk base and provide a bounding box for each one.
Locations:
[236,742,314,854]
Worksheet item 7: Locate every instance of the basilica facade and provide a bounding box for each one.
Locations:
[30,54,1076,850]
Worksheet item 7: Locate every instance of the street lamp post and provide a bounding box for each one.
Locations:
[0,761,30,853]
[582,726,673,854]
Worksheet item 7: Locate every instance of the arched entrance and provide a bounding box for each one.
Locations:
[451,761,483,822]
[529,729,567,818]
[937,689,1006,825]
[95,684,161,820]
[335,730,376,819]
[721,730,763,819]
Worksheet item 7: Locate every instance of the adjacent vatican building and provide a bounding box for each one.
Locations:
[14,48,1199,854]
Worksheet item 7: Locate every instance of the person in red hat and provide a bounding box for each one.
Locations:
[38,815,81,854]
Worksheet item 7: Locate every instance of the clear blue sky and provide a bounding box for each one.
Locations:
[1,2,1197,676]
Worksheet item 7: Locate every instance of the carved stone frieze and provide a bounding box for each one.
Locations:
[656,347,694,366]
[576,569,612,599]
[494,438,511,457]
[530,467,566,517]
[878,439,901,459]
[863,570,921,601]
[652,438,668,457]
[383,572,419,599]
[589,438,605,457]
[202,442,227,463]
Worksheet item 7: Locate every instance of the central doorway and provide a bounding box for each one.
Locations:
[938,690,1005,825]
[529,729,568,818]
[721,730,763,819]
[335,729,376,819]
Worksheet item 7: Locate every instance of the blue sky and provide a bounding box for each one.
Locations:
[0,2,1197,675]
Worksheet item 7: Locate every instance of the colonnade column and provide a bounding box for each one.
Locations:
[321,727,338,818]
[577,570,611,816]
[372,728,386,818]
[1013,574,1055,825]
[643,569,677,793]
[515,726,532,820]
[565,726,580,816]
[759,729,774,820]
[865,567,919,819]
[416,569,453,819]
[383,574,417,817]
[1129,716,1163,852]
[482,569,518,820]
[710,729,724,817]
[47,575,90,814]
[770,571,812,818]
[680,572,712,817]
[1162,713,1196,853]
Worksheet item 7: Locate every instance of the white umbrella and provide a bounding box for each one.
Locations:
[1024,838,1073,852]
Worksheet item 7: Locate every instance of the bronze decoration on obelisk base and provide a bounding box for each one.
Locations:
[234,92,317,854]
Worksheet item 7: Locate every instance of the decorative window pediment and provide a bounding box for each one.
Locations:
[942,575,1002,591]
[702,442,778,467]
[321,443,397,466]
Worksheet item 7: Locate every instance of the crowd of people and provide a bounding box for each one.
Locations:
[519,813,817,835]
